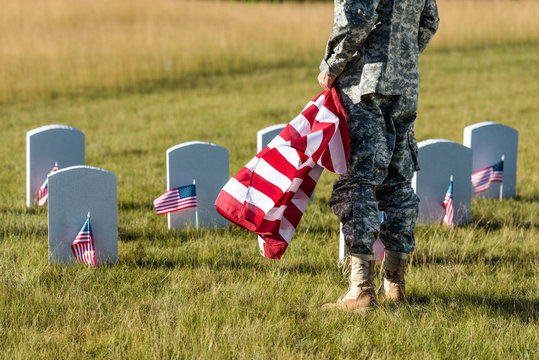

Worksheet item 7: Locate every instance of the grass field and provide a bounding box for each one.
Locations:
[1,0,538,359]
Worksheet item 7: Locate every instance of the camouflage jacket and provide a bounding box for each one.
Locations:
[320,0,439,100]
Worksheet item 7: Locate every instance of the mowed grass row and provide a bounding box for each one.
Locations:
[1,0,538,359]
[1,0,539,103]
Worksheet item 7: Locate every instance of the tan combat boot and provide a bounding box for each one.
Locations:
[322,254,378,312]
[379,249,409,303]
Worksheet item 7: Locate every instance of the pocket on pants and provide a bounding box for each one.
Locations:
[329,180,353,223]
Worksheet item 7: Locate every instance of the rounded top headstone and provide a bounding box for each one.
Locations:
[48,165,117,266]
[462,121,518,198]
[463,121,517,133]
[413,138,472,225]
[49,165,116,179]
[26,125,85,207]
[27,124,84,137]
[166,141,228,155]
[418,139,458,147]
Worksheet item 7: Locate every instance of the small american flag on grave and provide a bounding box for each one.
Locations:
[471,157,504,193]
[442,176,454,227]
[36,162,59,206]
[153,184,197,215]
[71,213,97,267]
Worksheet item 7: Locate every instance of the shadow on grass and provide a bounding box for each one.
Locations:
[0,207,47,238]
[468,217,537,231]
[0,205,44,216]
[409,291,539,324]
[118,200,154,211]
[128,255,261,272]
[118,226,186,242]
[114,147,148,157]
[118,223,231,242]
[410,252,531,267]
[123,250,329,275]
[515,193,539,204]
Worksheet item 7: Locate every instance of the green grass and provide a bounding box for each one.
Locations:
[1,42,538,359]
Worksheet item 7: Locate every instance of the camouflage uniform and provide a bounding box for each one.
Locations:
[321,0,439,255]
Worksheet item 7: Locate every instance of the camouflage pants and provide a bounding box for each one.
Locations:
[330,93,420,255]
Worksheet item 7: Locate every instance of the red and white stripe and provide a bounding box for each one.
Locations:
[471,167,493,193]
[36,186,49,206]
[472,164,503,193]
[490,171,503,182]
[153,189,197,215]
[215,89,349,259]
[442,192,454,227]
[72,231,97,267]
[37,162,59,206]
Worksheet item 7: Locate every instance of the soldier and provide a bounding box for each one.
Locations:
[319,0,439,311]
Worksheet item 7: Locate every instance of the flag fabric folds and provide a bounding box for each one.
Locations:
[442,177,454,227]
[214,88,349,260]
[471,160,504,193]
[37,162,59,206]
[71,215,97,267]
[154,184,197,215]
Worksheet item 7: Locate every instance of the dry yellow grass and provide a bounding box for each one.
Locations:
[431,0,539,49]
[0,0,538,102]
[0,0,331,101]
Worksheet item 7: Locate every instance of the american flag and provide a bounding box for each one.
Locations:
[37,162,59,206]
[71,214,97,267]
[153,184,197,215]
[442,176,454,227]
[471,159,504,193]
[214,88,349,259]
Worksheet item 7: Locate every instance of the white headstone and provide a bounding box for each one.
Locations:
[339,212,386,261]
[257,124,287,153]
[26,125,85,207]
[412,139,472,225]
[463,122,518,198]
[167,141,229,229]
[48,166,117,265]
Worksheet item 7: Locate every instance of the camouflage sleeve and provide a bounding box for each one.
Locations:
[320,0,380,77]
[418,0,439,53]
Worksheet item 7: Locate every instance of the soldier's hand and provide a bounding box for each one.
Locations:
[318,72,336,91]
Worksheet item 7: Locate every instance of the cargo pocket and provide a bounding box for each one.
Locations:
[408,129,420,172]
[329,177,355,226]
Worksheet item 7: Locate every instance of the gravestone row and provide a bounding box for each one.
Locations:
[27,125,231,266]
[27,120,517,266]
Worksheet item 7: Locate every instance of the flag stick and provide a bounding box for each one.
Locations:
[193,179,199,230]
[499,154,505,201]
